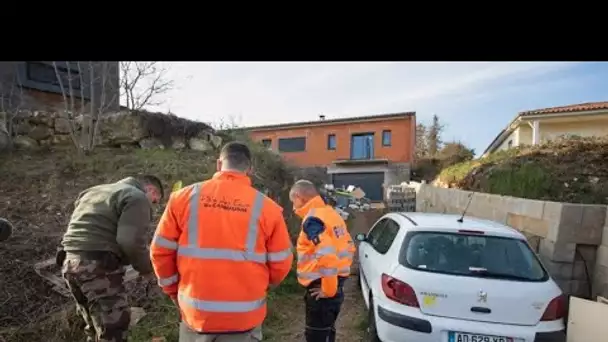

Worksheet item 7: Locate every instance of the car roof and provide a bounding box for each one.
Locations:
[385,212,525,239]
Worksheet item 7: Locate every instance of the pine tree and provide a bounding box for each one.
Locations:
[426,114,444,157]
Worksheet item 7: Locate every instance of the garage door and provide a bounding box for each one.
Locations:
[332,172,385,202]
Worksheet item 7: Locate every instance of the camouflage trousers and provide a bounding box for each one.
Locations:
[62,254,131,342]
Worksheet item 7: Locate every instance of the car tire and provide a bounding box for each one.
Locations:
[367,295,382,342]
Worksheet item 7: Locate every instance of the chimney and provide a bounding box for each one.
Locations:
[319,114,326,120]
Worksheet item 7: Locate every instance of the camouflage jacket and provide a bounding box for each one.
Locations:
[61,177,153,274]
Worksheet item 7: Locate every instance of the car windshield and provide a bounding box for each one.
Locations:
[400,231,547,282]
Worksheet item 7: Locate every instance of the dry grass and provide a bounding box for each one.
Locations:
[439,136,608,204]
[0,145,372,341]
[0,141,295,334]
[0,147,216,330]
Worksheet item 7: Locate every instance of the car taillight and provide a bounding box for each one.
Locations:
[541,295,566,321]
[381,274,419,307]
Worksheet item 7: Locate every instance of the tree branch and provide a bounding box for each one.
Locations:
[120,61,174,111]
[52,62,80,150]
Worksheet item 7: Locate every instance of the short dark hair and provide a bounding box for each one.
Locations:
[141,175,164,199]
[220,142,252,171]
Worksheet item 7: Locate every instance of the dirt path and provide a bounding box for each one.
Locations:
[265,264,367,342]
[265,210,383,342]
[334,262,367,342]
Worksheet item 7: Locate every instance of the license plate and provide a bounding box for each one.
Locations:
[448,331,514,342]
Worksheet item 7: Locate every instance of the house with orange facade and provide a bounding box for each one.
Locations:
[244,112,416,202]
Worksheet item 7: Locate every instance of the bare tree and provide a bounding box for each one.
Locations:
[120,62,174,111]
[414,123,428,159]
[213,114,242,131]
[0,64,26,150]
[52,61,119,153]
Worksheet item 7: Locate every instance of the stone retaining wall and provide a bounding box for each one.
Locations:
[0,110,222,152]
[411,182,607,299]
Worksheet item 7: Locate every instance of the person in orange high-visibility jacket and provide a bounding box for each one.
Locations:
[150,142,294,342]
[290,179,356,342]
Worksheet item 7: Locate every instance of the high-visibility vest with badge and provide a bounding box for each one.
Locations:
[150,171,294,333]
[296,196,355,295]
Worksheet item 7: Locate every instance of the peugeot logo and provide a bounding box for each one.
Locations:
[478,290,487,303]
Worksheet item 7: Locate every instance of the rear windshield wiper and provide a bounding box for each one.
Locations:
[468,267,536,281]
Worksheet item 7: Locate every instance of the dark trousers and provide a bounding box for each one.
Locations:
[304,277,346,342]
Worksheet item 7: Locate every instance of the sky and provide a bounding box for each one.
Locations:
[143,62,608,155]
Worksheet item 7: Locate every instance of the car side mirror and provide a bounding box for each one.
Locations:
[355,233,366,242]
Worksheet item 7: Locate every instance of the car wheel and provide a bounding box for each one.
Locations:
[367,295,382,342]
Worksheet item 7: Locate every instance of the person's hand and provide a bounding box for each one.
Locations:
[308,287,329,300]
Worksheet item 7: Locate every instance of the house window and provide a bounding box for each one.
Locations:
[507,140,513,148]
[278,137,306,152]
[351,133,374,160]
[26,62,81,90]
[261,139,272,149]
[382,130,392,146]
[327,134,336,150]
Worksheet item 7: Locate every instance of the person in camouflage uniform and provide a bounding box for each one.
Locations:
[59,176,164,342]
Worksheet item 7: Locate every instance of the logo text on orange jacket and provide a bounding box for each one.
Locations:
[201,195,250,212]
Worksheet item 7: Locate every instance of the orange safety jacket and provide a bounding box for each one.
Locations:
[150,171,294,333]
[295,195,355,297]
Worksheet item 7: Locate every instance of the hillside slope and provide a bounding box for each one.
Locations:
[0,144,294,334]
[0,145,371,342]
[437,137,608,204]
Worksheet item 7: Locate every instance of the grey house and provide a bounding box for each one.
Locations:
[0,61,120,113]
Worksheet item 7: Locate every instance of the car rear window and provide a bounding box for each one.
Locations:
[399,231,548,282]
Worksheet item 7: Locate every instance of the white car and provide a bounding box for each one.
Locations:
[356,212,566,342]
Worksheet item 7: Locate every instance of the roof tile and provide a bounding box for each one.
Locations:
[520,101,608,116]
[241,111,415,131]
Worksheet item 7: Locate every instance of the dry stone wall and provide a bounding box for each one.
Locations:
[0,110,222,152]
[411,182,607,299]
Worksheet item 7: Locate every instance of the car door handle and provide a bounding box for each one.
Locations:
[470,307,491,314]
[364,254,368,258]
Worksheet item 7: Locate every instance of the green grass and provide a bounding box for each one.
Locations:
[437,147,557,200]
[357,313,369,332]
[0,146,302,341]
[438,148,522,185]
[0,268,303,342]
[485,163,554,199]
[128,296,181,341]
[435,137,608,204]
[262,268,303,341]
[128,265,302,342]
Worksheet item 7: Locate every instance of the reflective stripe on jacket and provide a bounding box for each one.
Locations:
[295,195,355,297]
[150,171,294,333]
